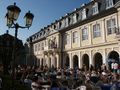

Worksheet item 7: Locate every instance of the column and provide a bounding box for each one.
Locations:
[102,50,106,64]
[78,52,82,68]
[70,31,72,49]
[56,54,59,68]
[89,51,93,67]
[101,19,106,43]
[89,24,92,45]
[117,7,120,28]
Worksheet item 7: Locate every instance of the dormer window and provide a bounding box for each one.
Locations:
[73,13,77,24]
[68,17,71,25]
[40,33,42,36]
[81,8,86,20]
[92,2,99,15]
[76,13,79,20]
[106,0,113,9]
[54,24,56,29]
[43,31,45,35]
[59,22,62,29]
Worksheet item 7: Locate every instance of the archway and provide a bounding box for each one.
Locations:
[82,54,89,70]
[108,51,119,69]
[73,55,79,68]
[108,51,119,63]
[65,56,70,68]
[94,53,103,70]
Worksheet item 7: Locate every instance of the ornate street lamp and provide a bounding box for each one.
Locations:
[5,2,34,90]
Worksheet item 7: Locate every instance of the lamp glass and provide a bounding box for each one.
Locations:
[7,10,14,20]
[25,17,33,27]
[7,3,21,21]
[24,11,34,27]
[6,13,13,28]
[13,10,20,20]
[7,18,13,28]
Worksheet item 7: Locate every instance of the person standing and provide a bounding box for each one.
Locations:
[111,60,118,73]
[31,76,41,90]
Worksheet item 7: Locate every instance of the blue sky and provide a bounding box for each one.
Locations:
[0,0,89,43]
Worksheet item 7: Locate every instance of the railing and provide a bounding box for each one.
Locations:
[43,47,60,55]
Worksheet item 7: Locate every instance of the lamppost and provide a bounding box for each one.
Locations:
[5,2,34,90]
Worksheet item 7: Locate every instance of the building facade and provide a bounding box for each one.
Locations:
[27,0,120,69]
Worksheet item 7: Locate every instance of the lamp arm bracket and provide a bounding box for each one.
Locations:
[19,25,29,29]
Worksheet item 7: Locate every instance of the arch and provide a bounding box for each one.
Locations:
[93,53,103,70]
[108,51,119,63]
[108,51,119,69]
[82,54,89,70]
[73,55,79,68]
[65,55,70,68]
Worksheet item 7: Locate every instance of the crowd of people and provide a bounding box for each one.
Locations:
[0,60,120,90]
[11,60,120,90]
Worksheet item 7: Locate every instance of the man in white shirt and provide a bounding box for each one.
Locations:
[111,60,118,73]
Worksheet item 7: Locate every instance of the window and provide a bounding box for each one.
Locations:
[38,43,40,51]
[107,18,116,35]
[106,0,113,9]
[81,8,86,20]
[48,40,51,49]
[93,23,101,38]
[34,44,37,52]
[65,34,70,45]
[92,3,99,15]
[82,27,88,40]
[73,31,78,43]
[41,42,44,50]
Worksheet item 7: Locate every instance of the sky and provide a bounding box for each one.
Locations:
[0,0,89,43]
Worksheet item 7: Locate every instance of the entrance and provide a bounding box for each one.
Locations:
[73,55,79,68]
[65,56,70,68]
[94,53,103,70]
[82,54,89,70]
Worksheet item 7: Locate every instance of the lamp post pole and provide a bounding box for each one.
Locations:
[5,3,34,90]
[11,24,18,90]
